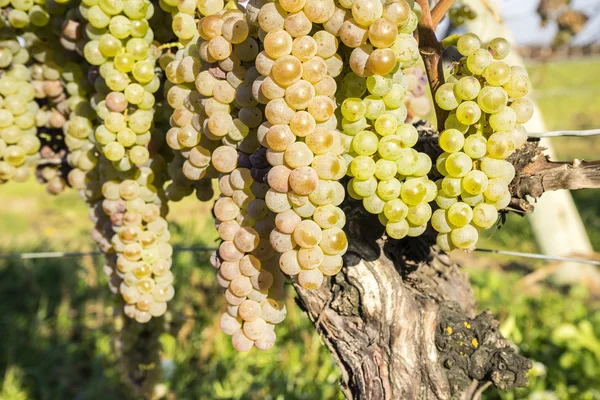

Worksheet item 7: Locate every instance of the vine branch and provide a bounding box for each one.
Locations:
[431,0,457,29]
[415,0,448,132]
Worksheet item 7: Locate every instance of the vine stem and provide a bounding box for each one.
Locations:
[431,0,457,29]
[415,0,448,132]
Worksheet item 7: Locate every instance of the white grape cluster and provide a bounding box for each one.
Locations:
[100,161,176,323]
[213,147,288,352]
[80,0,159,170]
[0,36,42,184]
[0,0,50,30]
[250,0,352,291]
[432,34,533,250]
[164,4,262,185]
[333,0,436,239]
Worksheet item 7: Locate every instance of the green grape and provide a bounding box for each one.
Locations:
[441,176,462,197]
[400,178,427,205]
[407,202,431,225]
[431,209,452,233]
[445,113,469,133]
[172,12,197,39]
[457,33,481,56]
[363,95,386,120]
[382,84,406,109]
[447,202,473,227]
[472,203,498,229]
[8,9,29,28]
[110,15,132,38]
[340,72,367,98]
[378,135,403,160]
[363,193,386,214]
[377,178,402,201]
[350,155,376,180]
[123,0,148,19]
[489,106,517,132]
[104,141,125,161]
[462,170,488,195]
[483,61,511,86]
[366,75,392,96]
[445,152,472,178]
[477,86,508,114]
[483,178,508,202]
[352,130,379,156]
[352,177,377,197]
[124,83,144,104]
[395,124,418,148]
[450,224,478,249]
[375,159,397,180]
[395,148,419,176]
[436,233,455,251]
[454,76,481,101]
[439,129,465,153]
[342,117,367,135]
[98,33,122,57]
[467,49,493,75]
[463,134,487,159]
[129,145,149,165]
[435,83,459,111]
[132,60,154,83]
[374,113,397,136]
[341,98,366,122]
[125,38,149,60]
[386,219,409,239]
[29,5,50,26]
[88,5,110,28]
[130,19,149,37]
[509,98,534,124]
[487,37,510,60]
[105,70,131,91]
[114,52,135,72]
[435,152,450,176]
[385,106,408,124]
[486,132,514,159]
[455,101,481,126]
[84,40,107,66]
[412,153,432,177]
[503,73,531,98]
[384,198,408,222]
[98,0,124,15]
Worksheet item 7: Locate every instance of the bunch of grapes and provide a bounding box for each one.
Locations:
[326,0,436,240]
[448,1,476,27]
[0,0,51,30]
[80,0,159,170]
[250,0,353,291]
[0,35,41,184]
[432,34,533,250]
[99,160,175,323]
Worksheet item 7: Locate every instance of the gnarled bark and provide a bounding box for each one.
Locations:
[293,195,531,399]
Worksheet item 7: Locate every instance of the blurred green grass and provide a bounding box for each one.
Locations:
[0,57,599,399]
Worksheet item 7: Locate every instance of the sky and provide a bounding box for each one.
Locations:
[498,0,600,46]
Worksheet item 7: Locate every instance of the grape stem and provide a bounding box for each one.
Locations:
[431,0,458,29]
[415,0,449,132]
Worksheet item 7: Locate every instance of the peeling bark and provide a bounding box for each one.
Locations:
[293,196,531,399]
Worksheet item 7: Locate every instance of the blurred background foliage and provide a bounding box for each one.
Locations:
[0,57,599,400]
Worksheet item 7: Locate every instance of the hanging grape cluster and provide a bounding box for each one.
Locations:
[0,0,534,353]
[432,34,533,250]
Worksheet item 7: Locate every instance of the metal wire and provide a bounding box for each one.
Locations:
[1,247,598,266]
[474,248,600,266]
[0,247,218,260]
[527,128,600,138]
